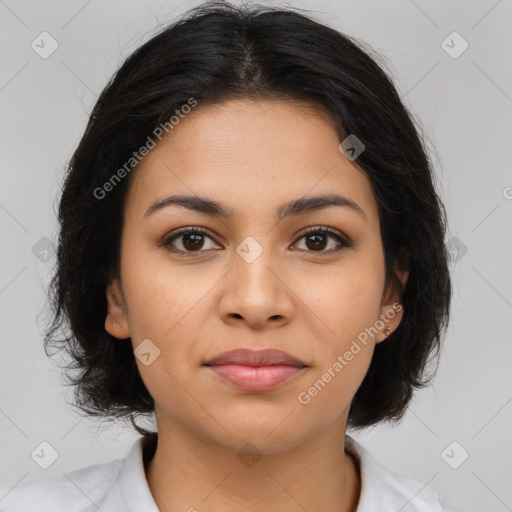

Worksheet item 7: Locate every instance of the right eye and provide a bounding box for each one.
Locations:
[162,227,221,255]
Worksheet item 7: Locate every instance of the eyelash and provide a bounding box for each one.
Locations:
[161,225,354,256]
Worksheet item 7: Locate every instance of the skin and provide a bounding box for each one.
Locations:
[105,99,408,512]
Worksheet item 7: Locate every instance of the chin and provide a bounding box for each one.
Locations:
[201,413,313,455]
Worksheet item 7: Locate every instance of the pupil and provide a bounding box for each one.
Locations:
[184,233,204,251]
[307,234,326,251]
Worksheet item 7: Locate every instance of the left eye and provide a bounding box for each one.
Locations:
[162,226,352,255]
[293,227,352,252]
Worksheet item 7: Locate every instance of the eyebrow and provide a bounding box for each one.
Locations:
[144,193,367,222]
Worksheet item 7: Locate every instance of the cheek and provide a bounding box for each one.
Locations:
[309,263,384,339]
[120,237,210,338]
[294,345,373,435]
[297,280,379,424]
[299,259,383,399]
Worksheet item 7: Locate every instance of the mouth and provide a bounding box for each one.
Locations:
[203,348,308,392]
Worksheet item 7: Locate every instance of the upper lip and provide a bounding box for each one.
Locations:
[204,348,307,367]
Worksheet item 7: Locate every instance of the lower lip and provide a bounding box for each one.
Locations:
[205,364,305,392]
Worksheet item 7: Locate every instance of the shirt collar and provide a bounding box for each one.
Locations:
[116,433,160,511]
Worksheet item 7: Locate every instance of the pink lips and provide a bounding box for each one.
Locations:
[203,348,308,392]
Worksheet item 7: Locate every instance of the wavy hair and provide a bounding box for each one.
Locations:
[44,1,452,436]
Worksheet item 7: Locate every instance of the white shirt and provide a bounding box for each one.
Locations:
[0,434,448,511]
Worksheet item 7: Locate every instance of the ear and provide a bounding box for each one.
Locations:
[375,263,409,345]
[105,278,131,339]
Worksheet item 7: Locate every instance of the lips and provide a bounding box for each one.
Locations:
[203,348,307,368]
[203,348,308,392]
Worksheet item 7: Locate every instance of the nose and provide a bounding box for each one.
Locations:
[217,248,295,330]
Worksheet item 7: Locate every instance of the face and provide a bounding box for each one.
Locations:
[105,99,408,453]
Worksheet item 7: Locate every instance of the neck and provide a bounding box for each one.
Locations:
[144,420,361,512]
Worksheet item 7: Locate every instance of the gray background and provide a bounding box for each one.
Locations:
[1,1,511,510]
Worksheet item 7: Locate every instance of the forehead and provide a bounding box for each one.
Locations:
[125,99,378,226]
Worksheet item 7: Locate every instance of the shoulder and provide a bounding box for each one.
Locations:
[0,455,124,512]
[373,464,444,511]
[345,436,448,512]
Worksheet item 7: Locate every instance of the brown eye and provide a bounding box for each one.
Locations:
[162,225,353,256]
[293,226,353,253]
[163,227,220,254]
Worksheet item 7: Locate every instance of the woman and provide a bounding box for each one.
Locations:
[0,2,452,510]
